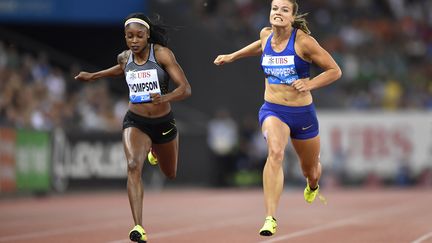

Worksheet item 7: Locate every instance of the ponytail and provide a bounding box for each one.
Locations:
[287,0,311,35]
[292,13,311,35]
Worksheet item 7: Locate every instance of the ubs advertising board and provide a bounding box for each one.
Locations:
[318,111,432,182]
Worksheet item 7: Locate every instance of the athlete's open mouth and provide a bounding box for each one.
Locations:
[274,17,283,21]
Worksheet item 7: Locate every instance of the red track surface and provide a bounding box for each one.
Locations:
[1,188,432,243]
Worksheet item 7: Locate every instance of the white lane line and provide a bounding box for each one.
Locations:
[107,215,257,243]
[260,204,416,243]
[0,206,244,242]
[0,220,129,242]
[411,231,432,243]
[0,210,125,228]
[259,217,359,243]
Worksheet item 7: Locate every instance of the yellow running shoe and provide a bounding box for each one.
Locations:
[304,183,327,205]
[259,216,277,236]
[147,149,158,165]
[129,225,147,243]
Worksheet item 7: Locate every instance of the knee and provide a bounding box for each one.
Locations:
[267,147,284,166]
[127,157,143,174]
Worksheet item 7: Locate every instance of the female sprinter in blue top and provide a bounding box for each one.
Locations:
[214,0,341,237]
[75,13,191,243]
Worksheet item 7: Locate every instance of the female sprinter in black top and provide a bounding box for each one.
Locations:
[75,13,191,243]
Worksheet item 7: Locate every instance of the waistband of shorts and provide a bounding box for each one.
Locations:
[262,101,316,113]
[127,110,174,124]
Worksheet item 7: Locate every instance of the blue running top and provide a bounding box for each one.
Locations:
[261,28,310,85]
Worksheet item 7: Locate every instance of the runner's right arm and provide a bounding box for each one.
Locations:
[74,51,127,82]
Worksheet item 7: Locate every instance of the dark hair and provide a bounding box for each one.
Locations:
[276,0,311,35]
[124,12,170,46]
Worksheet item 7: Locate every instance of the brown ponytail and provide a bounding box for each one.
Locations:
[289,0,311,35]
[293,13,311,35]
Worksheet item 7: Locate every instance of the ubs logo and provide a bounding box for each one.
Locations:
[130,72,136,80]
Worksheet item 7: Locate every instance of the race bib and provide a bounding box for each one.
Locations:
[126,69,161,103]
[262,55,299,85]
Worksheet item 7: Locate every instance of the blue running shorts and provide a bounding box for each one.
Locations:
[258,101,319,140]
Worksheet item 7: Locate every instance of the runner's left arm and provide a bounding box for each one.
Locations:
[151,46,191,104]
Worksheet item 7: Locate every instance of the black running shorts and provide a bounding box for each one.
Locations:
[122,110,177,144]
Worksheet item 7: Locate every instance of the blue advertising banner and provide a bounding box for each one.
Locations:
[0,0,147,24]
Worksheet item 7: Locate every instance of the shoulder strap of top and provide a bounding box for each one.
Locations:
[148,44,156,63]
[126,50,133,65]
[287,28,298,51]
[264,32,274,52]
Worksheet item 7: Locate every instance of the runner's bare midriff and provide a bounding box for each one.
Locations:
[264,77,313,107]
[129,102,171,118]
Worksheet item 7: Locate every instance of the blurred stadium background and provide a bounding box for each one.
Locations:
[0,0,431,196]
